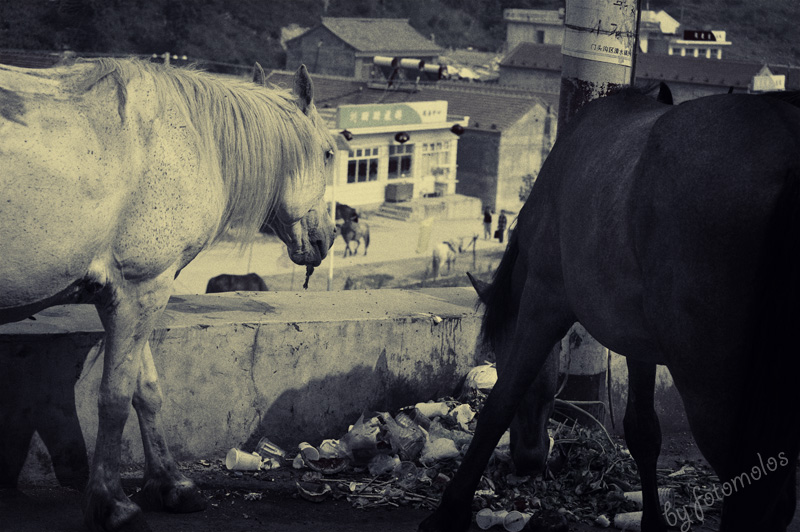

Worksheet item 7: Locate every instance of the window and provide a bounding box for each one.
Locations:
[535,30,545,44]
[388,144,414,179]
[420,141,452,177]
[347,147,379,184]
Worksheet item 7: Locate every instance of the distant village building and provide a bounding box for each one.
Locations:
[329,100,469,207]
[751,65,787,93]
[504,8,731,59]
[499,42,800,103]
[285,18,443,80]
[504,8,565,49]
[266,70,555,216]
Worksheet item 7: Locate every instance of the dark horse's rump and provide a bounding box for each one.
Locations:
[422,89,800,532]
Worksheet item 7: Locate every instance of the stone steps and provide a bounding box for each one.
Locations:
[377,203,415,221]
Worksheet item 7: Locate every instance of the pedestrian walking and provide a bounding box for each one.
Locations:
[483,208,493,240]
[496,211,507,244]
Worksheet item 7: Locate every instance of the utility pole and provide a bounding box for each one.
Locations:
[556,0,641,424]
[558,0,640,129]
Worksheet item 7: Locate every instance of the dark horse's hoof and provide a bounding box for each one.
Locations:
[133,479,207,513]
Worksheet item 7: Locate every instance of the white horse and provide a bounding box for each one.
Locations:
[431,240,461,278]
[0,58,335,531]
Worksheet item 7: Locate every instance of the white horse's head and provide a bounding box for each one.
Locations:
[266,65,336,267]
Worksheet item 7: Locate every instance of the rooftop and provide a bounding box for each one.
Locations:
[265,70,554,133]
[293,18,443,56]
[500,42,800,90]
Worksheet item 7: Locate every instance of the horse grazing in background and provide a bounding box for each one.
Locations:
[341,219,370,257]
[431,241,461,278]
[335,202,359,223]
[0,58,336,532]
[205,273,268,293]
[421,87,800,532]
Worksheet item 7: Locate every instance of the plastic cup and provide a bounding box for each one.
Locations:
[475,509,507,530]
[225,448,262,471]
[256,437,286,460]
[613,511,643,531]
[623,488,674,508]
[415,402,451,418]
[503,511,531,532]
[299,442,320,461]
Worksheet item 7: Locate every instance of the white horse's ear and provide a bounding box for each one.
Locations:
[252,62,266,86]
[294,64,314,115]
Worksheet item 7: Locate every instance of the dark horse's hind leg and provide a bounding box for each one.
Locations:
[623,359,667,532]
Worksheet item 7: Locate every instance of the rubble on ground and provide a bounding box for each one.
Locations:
[217,363,721,530]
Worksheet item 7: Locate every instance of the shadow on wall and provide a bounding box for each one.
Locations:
[1,321,475,486]
[243,349,466,452]
[0,335,96,491]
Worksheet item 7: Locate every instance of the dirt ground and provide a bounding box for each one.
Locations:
[259,245,504,293]
[171,213,508,295]
[1,430,742,532]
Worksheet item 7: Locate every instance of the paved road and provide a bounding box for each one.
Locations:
[173,214,507,295]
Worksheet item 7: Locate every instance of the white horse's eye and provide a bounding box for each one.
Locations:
[325,149,334,161]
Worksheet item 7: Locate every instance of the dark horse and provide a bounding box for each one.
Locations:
[335,202,359,223]
[205,273,268,293]
[421,88,800,532]
[341,219,370,257]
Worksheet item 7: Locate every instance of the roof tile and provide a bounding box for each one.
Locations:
[265,70,552,132]
[317,18,443,55]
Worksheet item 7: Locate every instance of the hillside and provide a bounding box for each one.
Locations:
[0,0,797,68]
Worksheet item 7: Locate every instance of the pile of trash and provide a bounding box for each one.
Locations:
[222,363,720,531]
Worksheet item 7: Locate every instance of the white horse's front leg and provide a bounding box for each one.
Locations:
[132,341,206,513]
[85,272,173,532]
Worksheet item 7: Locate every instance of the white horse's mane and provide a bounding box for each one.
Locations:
[71,58,332,242]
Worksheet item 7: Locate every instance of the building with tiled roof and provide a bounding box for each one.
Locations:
[286,18,443,81]
[499,42,800,103]
[504,8,731,60]
[267,71,555,214]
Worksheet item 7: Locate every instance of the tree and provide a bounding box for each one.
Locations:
[519,172,538,203]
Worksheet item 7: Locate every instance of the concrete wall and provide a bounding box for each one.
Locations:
[1,288,690,487]
[499,66,561,94]
[506,23,564,51]
[658,80,748,104]
[495,104,551,214]
[287,27,355,78]
[497,66,745,104]
[455,130,501,211]
[1,289,487,485]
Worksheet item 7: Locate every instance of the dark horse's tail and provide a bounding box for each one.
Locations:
[729,163,800,529]
[479,228,521,350]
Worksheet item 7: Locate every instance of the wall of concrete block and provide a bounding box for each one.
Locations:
[1,288,688,487]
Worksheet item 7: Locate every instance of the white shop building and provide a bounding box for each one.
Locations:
[325,100,469,207]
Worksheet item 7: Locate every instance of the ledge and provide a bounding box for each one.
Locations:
[0,288,486,485]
